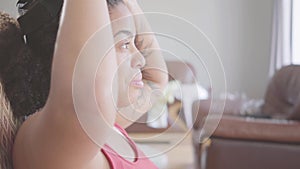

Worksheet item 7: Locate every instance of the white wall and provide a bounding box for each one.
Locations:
[0,0,18,17]
[139,0,274,99]
[0,0,274,99]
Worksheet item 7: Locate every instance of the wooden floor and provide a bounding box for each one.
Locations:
[129,132,195,169]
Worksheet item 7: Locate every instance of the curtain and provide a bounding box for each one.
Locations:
[269,0,293,77]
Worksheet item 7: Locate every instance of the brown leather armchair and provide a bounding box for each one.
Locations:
[192,65,300,169]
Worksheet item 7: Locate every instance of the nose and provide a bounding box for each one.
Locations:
[131,46,145,69]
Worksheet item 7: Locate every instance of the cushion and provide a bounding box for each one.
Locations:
[262,65,300,119]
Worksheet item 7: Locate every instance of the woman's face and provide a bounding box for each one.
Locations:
[109,3,145,108]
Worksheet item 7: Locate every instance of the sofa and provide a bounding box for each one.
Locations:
[192,65,300,169]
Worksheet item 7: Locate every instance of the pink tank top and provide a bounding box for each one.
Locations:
[101,124,158,169]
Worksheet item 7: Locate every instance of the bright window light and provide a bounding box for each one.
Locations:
[292,0,300,64]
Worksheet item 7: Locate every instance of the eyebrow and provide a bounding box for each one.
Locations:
[113,30,134,38]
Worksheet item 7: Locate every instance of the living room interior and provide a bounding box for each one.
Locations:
[127,1,300,168]
[1,0,299,169]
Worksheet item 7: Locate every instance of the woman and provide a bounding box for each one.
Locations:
[0,0,168,168]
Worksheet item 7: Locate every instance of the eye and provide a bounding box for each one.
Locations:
[121,42,130,50]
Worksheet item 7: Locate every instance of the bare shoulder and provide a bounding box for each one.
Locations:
[13,112,40,169]
[13,110,102,169]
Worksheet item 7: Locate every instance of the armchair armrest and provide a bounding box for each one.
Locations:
[211,116,300,144]
[192,99,300,144]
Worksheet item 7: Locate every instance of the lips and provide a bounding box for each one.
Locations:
[131,73,144,88]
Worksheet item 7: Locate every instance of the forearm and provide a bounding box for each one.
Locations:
[127,1,168,89]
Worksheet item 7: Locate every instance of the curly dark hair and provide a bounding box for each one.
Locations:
[0,11,28,169]
[0,0,123,120]
[0,12,36,120]
[0,1,124,167]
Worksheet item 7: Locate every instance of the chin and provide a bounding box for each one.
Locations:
[117,94,137,108]
[117,85,142,107]
[129,86,141,100]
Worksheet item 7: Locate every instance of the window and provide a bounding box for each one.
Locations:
[292,0,300,64]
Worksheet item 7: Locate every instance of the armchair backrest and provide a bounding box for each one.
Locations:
[262,65,300,119]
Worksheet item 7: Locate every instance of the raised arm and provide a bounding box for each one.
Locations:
[116,0,168,128]
[27,0,117,168]
[127,0,168,89]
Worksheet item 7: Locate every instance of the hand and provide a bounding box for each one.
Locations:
[123,0,138,9]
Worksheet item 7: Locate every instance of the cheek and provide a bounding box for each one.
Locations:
[116,51,130,65]
[116,53,133,86]
[117,70,139,102]
[117,61,131,90]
